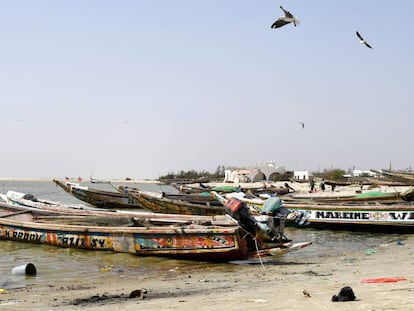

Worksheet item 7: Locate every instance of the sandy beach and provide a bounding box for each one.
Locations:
[1,180,413,310]
[1,232,413,311]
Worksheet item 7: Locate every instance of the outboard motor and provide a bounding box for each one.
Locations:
[251,197,309,242]
[261,197,309,226]
[223,197,281,241]
[215,191,309,243]
[223,197,260,234]
[259,197,289,242]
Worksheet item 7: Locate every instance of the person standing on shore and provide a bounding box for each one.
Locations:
[320,179,326,192]
[310,179,315,193]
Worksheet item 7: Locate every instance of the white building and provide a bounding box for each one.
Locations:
[353,170,376,177]
[224,161,287,183]
[224,169,250,183]
[293,170,310,181]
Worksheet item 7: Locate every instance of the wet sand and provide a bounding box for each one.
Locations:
[1,180,413,310]
[1,234,413,311]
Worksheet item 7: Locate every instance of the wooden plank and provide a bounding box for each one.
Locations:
[0,210,32,218]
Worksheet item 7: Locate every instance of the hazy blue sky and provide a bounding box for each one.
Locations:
[1,1,413,179]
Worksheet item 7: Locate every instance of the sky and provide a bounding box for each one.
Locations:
[1,1,413,180]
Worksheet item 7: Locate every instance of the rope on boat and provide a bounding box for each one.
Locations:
[237,223,266,271]
[254,238,266,271]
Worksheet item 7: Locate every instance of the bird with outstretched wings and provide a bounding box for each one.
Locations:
[356,31,373,49]
[271,6,300,29]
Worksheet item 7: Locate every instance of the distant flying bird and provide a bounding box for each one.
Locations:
[271,6,300,29]
[356,31,373,49]
[299,122,305,129]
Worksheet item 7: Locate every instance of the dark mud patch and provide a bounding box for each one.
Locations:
[62,284,234,307]
[71,293,132,306]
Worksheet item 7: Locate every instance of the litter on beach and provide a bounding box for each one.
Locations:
[361,277,407,283]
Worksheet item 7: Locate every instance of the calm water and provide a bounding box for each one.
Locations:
[0,180,408,290]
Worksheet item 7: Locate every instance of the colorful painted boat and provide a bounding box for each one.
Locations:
[285,202,414,231]
[210,190,414,232]
[53,179,143,209]
[0,201,311,262]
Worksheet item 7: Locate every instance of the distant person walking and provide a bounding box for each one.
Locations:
[310,179,315,193]
[320,179,326,192]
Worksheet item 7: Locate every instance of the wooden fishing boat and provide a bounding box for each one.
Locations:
[127,190,227,216]
[1,190,225,222]
[53,179,143,209]
[125,182,297,215]
[117,185,223,206]
[283,188,414,205]
[323,178,371,187]
[210,191,414,232]
[285,201,414,231]
[0,200,311,262]
[1,190,307,239]
[171,183,240,194]
[371,169,414,186]
[172,182,293,197]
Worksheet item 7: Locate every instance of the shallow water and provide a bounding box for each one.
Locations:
[0,180,408,290]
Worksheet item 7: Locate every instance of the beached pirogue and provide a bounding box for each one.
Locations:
[127,190,227,216]
[53,179,143,209]
[284,201,414,231]
[53,179,224,211]
[0,192,311,262]
[172,182,293,196]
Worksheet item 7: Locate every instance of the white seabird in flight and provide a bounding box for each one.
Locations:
[271,6,300,29]
[356,31,373,49]
[299,122,304,129]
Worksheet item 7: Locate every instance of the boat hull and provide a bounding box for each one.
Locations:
[0,203,311,261]
[287,203,414,232]
[53,179,142,209]
[130,191,226,216]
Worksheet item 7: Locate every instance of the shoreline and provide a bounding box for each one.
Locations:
[0,178,162,184]
[1,235,413,310]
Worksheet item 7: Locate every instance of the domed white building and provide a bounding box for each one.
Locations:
[224,161,287,183]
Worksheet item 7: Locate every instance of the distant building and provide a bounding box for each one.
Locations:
[224,169,250,183]
[224,161,286,183]
[294,170,310,181]
[352,169,376,177]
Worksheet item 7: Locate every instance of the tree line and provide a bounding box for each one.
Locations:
[158,166,226,183]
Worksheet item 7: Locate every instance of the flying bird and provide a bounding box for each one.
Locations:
[271,6,300,29]
[356,31,373,49]
[299,122,305,129]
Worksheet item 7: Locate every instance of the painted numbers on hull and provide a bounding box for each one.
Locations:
[58,234,109,249]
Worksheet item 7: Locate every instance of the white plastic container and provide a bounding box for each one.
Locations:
[11,263,37,276]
